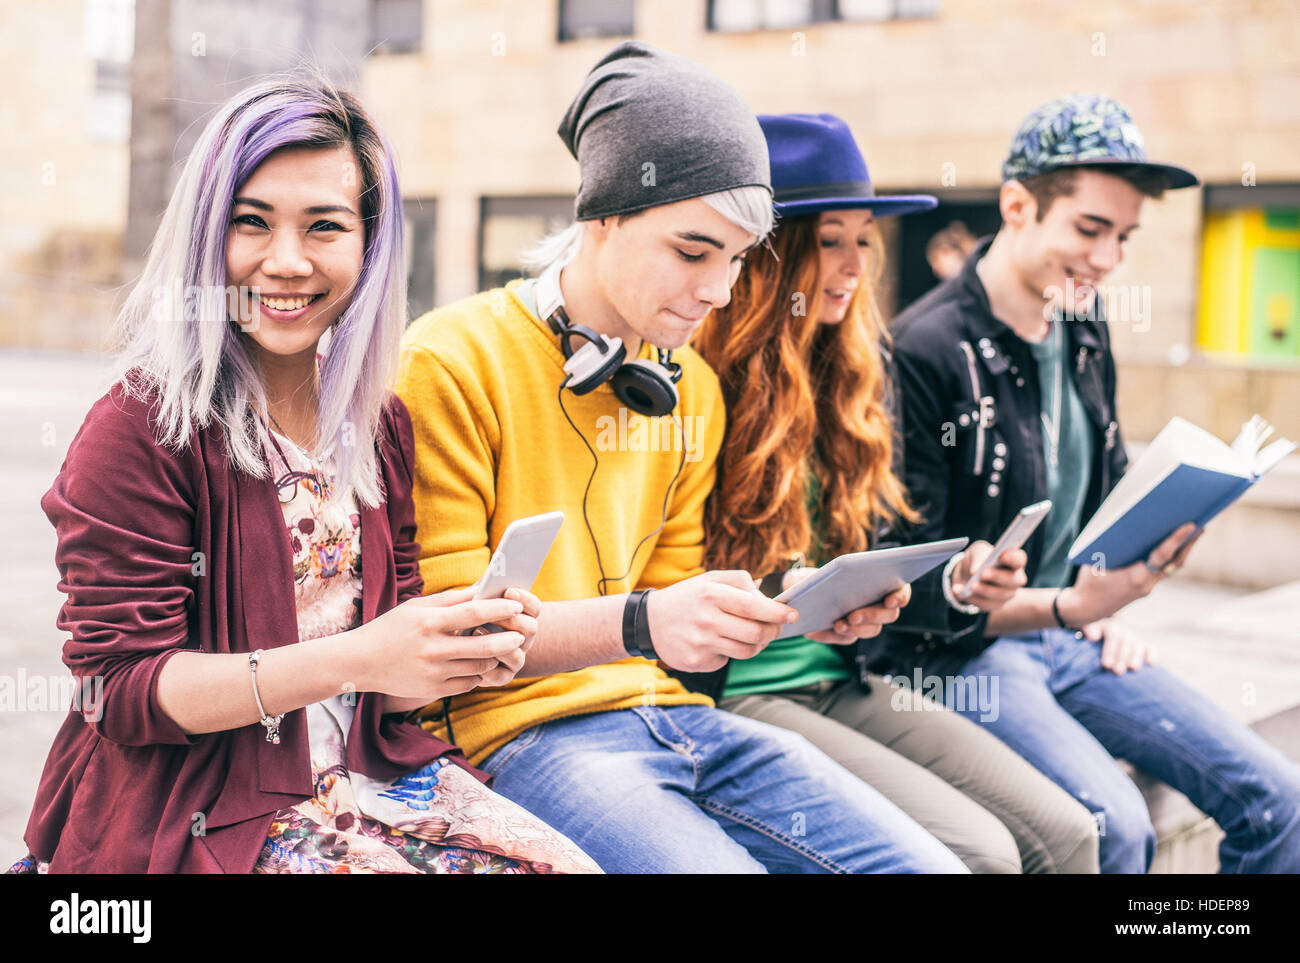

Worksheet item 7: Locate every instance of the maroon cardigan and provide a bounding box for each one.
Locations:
[21,377,482,873]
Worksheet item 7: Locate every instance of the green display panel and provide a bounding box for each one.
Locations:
[1249,246,1300,359]
[1264,209,1300,232]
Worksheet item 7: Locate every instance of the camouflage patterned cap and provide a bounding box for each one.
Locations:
[1001,93,1198,189]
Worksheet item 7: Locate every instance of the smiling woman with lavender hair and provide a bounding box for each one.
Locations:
[7,74,598,874]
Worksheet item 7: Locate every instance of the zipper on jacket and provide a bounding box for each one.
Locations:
[957,340,987,475]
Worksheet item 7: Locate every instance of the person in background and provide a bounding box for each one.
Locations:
[926,220,978,281]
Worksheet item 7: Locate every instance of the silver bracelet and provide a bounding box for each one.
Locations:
[941,551,981,615]
[248,649,283,745]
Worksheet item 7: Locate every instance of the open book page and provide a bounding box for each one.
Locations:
[1255,437,1298,476]
[1228,414,1297,475]
[1073,418,1241,550]
[1162,416,1253,477]
[1230,414,1271,459]
[1070,414,1296,565]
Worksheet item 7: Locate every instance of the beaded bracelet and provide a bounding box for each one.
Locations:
[941,551,981,615]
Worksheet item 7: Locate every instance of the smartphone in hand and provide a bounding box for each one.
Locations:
[463,511,564,634]
[958,500,1051,599]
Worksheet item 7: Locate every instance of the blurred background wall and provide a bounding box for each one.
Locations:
[5,0,1298,585]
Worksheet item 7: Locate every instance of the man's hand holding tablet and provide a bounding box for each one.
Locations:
[772,538,969,642]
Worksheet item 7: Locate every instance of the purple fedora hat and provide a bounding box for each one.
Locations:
[759,113,938,218]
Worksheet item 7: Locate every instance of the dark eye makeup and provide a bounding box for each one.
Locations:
[231,215,347,233]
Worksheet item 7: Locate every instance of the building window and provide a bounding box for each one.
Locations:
[840,0,940,20]
[371,0,423,55]
[1197,185,1300,363]
[709,0,833,32]
[404,198,437,322]
[478,196,574,292]
[708,0,937,32]
[558,0,635,42]
[84,0,134,143]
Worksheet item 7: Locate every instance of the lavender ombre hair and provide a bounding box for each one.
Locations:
[110,73,406,509]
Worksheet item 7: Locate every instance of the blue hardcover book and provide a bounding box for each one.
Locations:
[1068,415,1295,570]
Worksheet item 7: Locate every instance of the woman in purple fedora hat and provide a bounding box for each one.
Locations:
[686,113,1100,873]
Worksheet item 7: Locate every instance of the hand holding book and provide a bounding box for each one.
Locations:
[1068,415,1296,571]
[1057,522,1203,627]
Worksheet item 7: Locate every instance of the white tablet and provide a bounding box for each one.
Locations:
[772,537,970,640]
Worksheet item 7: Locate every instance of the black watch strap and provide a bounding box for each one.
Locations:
[1052,590,1079,633]
[622,588,658,660]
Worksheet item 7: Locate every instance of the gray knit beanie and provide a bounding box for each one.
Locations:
[557,40,772,221]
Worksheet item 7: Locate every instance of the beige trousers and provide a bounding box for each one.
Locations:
[720,676,1100,873]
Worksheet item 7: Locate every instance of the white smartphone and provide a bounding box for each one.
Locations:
[958,500,1052,599]
[464,511,564,634]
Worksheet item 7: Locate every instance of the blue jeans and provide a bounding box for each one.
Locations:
[946,629,1300,873]
[480,704,969,873]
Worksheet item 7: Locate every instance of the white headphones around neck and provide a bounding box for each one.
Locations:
[535,262,682,418]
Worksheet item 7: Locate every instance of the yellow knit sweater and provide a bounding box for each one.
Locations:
[395,279,721,764]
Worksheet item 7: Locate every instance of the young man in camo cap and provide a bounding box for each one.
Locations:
[395,41,967,873]
[876,92,1300,873]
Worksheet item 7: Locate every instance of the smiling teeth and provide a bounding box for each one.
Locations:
[260,295,316,311]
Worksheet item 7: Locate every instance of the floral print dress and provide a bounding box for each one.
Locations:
[251,426,599,874]
[7,425,598,876]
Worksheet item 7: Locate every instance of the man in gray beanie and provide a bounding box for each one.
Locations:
[558,40,772,220]
[396,41,966,874]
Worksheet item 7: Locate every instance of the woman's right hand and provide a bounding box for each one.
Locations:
[357,587,535,701]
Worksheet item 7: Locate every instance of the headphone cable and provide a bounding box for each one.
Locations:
[556,378,689,597]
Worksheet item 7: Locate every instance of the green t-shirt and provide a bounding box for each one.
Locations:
[721,465,853,699]
[1028,321,1094,589]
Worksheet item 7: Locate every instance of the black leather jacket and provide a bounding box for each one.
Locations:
[866,237,1129,678]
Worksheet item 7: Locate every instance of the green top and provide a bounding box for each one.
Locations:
[1028,321,1094,589]
[721,464,853,699]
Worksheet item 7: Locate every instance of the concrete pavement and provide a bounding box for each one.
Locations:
[2,347,1297,866]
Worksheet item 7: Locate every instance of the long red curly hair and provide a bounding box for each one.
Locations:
[694,213,916,577]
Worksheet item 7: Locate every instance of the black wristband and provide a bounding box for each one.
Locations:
[623,588,658,659]
[1052,590,1078,632]
[636,587,656,657]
